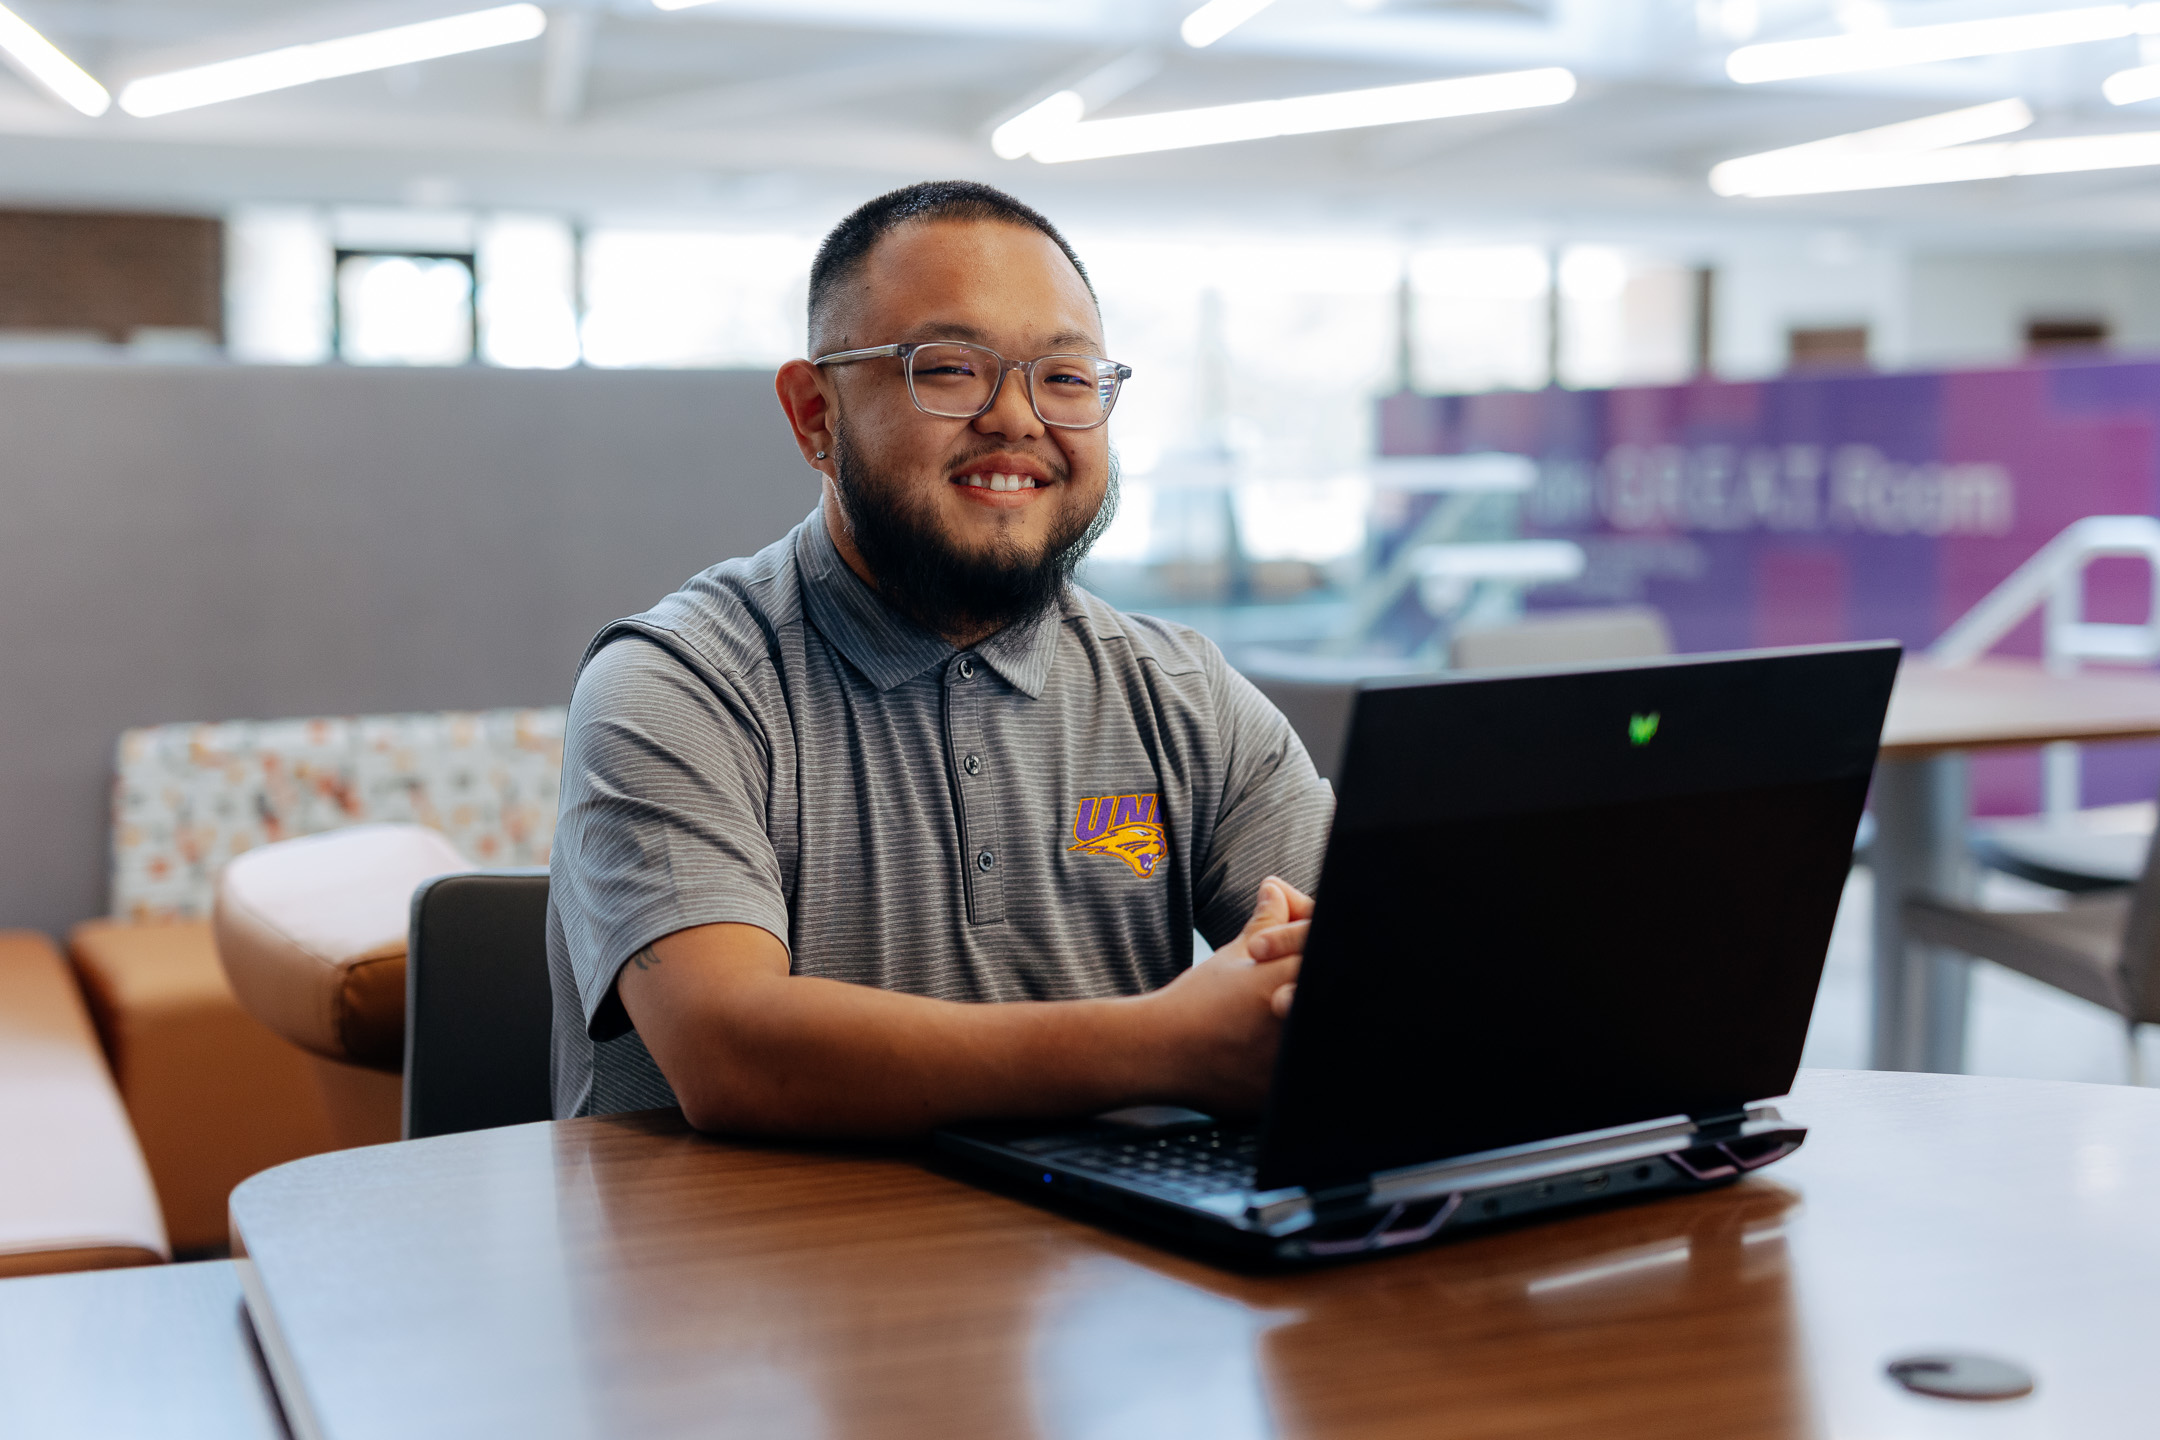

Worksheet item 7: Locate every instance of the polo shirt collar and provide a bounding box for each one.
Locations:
[796,509,1061,699]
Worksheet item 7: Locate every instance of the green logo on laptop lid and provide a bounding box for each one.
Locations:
[1629,711,1660,746]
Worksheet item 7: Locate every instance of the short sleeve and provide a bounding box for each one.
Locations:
[1192,655,1336,947]
[551,634,791,1042]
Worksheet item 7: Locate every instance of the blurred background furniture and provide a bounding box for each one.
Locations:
[1970,801,2153,894]
[1449,604,1673,671]
[111,708,561,924]
[0,931,167,1278]
[1868,517,2160,1074]
[1236,661,1366,783]
[67,920,338,1256]
[215,824,473,1150]
[404,871,554,1141]
[1873,660,2160,1073]
[53,711,553,1253]
[1906,824,2160,1082]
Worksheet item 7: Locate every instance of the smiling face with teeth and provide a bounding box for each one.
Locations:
[775,218,1115,645]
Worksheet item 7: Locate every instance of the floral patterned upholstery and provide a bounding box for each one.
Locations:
[111,708,566,922]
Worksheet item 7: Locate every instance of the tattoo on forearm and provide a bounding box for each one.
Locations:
[629,945,661,972]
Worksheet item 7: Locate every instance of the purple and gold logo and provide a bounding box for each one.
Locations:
[1068,793,1166,879]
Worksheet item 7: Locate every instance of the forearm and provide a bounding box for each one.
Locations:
[631,945,1173,1138]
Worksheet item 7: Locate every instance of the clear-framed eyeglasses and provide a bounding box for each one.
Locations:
[811,341,1132,431]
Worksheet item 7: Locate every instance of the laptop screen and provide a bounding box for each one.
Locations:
[1255,643,1899,1191]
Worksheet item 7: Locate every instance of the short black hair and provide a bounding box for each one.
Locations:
[807,180,1096,352]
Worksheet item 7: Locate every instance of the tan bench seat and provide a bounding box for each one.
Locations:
[69,921,347,1254]
[0,930,167,1278]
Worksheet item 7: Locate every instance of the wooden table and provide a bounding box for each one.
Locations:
[1872,658,2160,1071]
[227,1069,2160,1439]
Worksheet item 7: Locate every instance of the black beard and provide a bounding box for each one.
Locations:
[828,431,1118,640]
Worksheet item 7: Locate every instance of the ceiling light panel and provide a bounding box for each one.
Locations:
[1727,3,2160,84]
[1710,98,2036,195]
[1714,127,2160,197]
[119,4,548,118]
[0,2,110,116]
[992,91,1086,159]
[1028,67,1576,163]
[1181,0,1278,48]
[2104,61,2160,102]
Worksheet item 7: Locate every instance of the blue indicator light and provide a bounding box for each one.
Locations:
[1042,1172,1054,1184]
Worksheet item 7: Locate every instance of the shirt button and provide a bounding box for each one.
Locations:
[963,754,981,776]
[957,657,976,680]
[977,850,995,872]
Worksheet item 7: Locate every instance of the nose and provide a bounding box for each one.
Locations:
[972,360,1045,442]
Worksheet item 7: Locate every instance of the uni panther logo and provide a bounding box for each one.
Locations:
[1068,793,1166,879]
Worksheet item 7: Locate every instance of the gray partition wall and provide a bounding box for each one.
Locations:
[0,364,817,936]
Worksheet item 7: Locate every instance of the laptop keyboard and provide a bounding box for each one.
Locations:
[1059,1128,1260,1201]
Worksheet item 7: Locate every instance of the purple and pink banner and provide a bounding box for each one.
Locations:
[1379,359,2160,814]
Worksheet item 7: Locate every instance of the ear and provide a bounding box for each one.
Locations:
[774,360,836,471]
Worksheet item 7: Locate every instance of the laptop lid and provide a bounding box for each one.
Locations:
[1253,641,1900,1193]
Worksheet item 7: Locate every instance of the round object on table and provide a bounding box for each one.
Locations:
[1886,1353,2035,1401]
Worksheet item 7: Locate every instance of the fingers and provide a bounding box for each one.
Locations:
[1238,876,1291,938]
[1245,919,1309,962]
[1240,875,1314,936]
[1270,981,1297,1019]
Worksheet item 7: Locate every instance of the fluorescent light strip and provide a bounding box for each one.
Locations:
[118,4,546,118]
[1181,0,1277,48]
[2105,62,2160,103]
[1727,3,2160,84]
[991,90,1085,159]
[0,3,109,116]
[1029,67,1576,163]
[1714,128,2160,197]
[1711,98,2035,195]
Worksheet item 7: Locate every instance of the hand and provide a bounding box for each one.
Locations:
[1141,877,1314,1116]
[1243,877,1312,1018]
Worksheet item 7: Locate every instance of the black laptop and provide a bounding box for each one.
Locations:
[934,640,1902,1263]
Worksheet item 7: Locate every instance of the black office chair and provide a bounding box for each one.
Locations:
[403,869,555,1140]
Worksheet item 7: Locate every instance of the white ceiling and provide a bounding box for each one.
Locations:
[7,0,2160,252]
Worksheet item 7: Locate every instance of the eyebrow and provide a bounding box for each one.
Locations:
[908,321,1104,354]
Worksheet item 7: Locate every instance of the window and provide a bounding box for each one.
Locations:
[579,230,813,369]
[478,216,579,369]
[334,251,476,366]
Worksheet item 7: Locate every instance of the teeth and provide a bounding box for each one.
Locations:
[960,472,1038,492]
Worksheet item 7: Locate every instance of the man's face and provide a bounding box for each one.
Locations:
[814,220,1115,636]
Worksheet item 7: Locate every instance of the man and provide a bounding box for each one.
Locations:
[549,180,1334,1136]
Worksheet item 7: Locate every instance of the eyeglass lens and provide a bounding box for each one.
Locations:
[907,343,1118,428]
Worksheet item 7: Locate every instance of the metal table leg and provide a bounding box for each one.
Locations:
[1868,753,1976,1072]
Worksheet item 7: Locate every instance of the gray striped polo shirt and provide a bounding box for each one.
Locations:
[547,509,1335,1119]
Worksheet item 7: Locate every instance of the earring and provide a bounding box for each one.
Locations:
[815,451,827,460]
